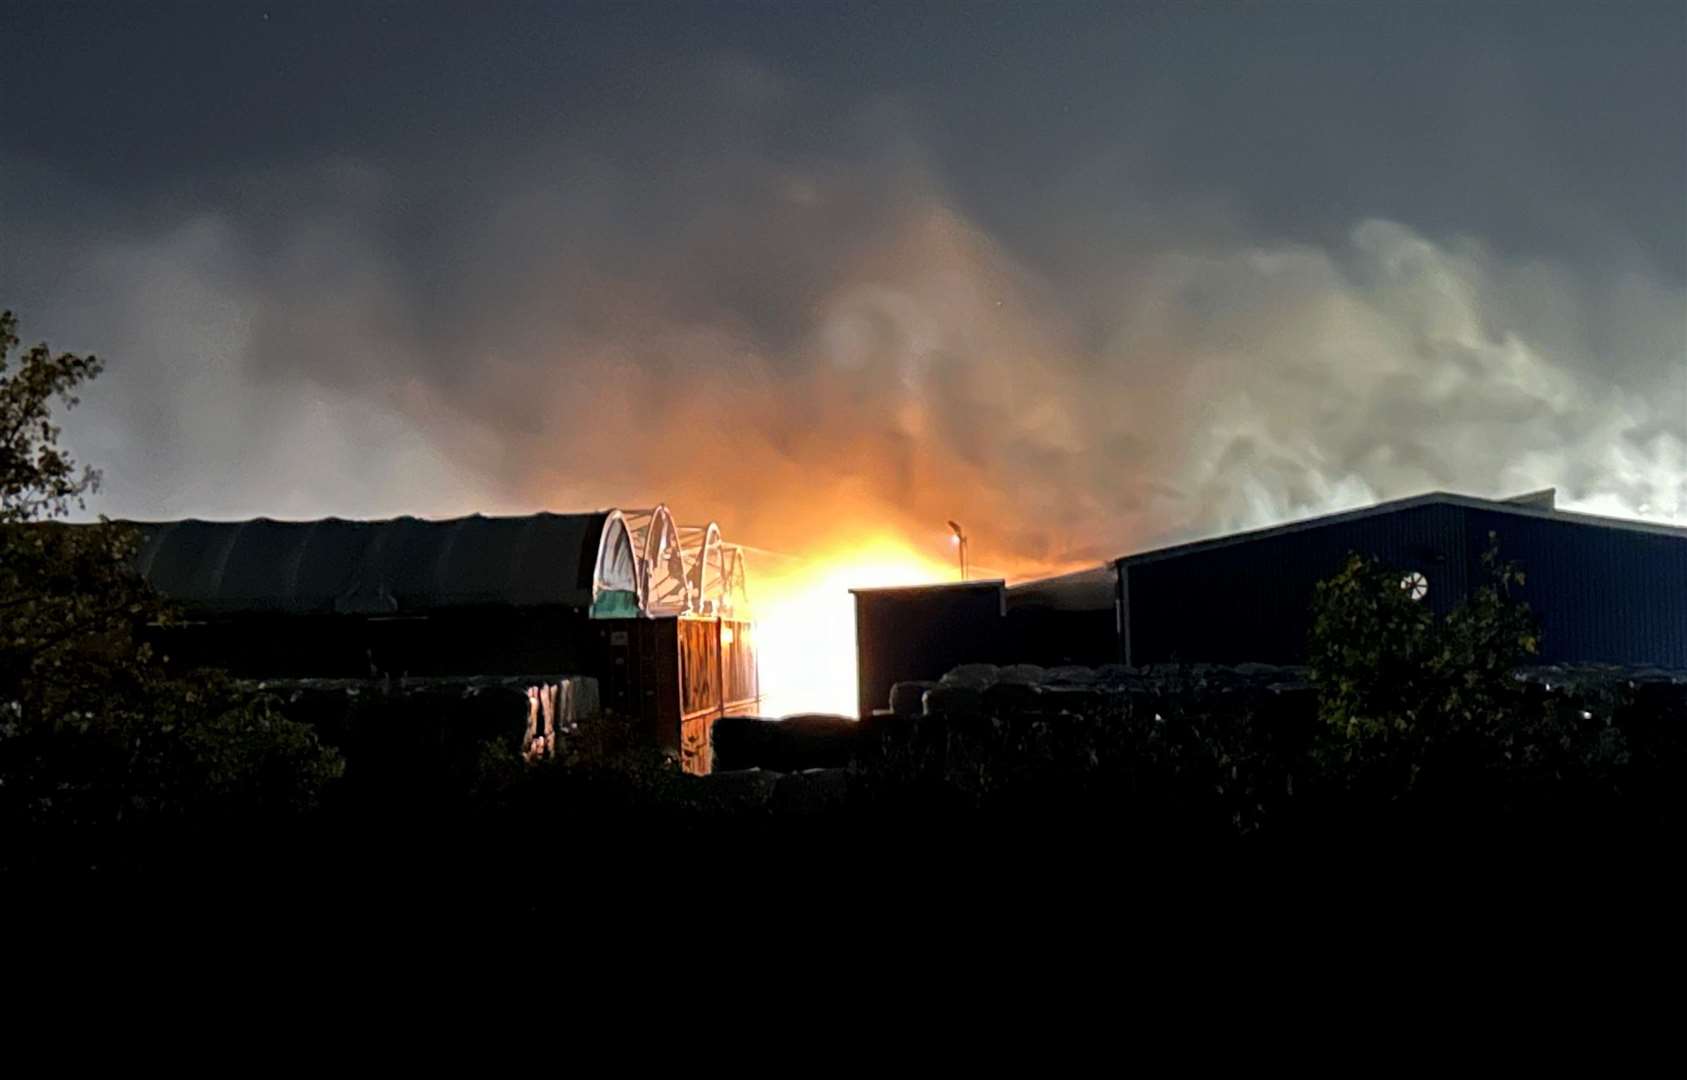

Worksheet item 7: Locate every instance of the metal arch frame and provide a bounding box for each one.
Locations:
[680,522,725,614]
[677,524,753,618]
[589,509,641,612]
[621,504,693,616]
[721,544,750,616]
[593,505,754,620]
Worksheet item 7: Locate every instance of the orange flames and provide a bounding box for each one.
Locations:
[743,524,1085,718]
[748,531,963,717]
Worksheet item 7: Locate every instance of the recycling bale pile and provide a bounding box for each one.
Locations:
[623,662,1687,853]
[850,659,1331,842]
[707,663,1687,849]
[1514,664,1687,696]
[889,661,1317,721]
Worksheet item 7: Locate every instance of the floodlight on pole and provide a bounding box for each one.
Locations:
[946,520,969,581]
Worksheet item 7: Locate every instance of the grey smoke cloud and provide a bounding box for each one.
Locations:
[3,28,1683,573]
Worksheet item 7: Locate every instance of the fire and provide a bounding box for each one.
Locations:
[750,533,960,717]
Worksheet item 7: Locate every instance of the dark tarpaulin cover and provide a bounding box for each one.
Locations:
[127,512,609,616]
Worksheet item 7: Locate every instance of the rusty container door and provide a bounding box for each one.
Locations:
[677,615,724,775]
[720,617,760,716]
[596,617,682,756]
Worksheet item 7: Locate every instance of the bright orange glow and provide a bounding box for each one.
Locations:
[751,533,959,717]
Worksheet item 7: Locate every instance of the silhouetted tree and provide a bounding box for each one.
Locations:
[0,309,342,873]
[1309,537,1626,823]
[1309,538,1537,747]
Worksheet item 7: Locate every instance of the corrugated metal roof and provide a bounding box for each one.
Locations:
[127,512,609,616]
[1114,491,1687,568]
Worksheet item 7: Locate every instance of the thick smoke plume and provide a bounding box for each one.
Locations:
[5,58,1683,580]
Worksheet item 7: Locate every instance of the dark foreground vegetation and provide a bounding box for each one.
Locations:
[4,308,1684,925]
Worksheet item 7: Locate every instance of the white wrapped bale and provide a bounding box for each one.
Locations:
[1045,665,1101,686]
[923,684,984,717]
[1095,664,1139,685]
[983,681,1044,714]
[890,680,938,717]
[940,663,1000,689]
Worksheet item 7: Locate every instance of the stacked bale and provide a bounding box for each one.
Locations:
[997,664,1048,684]
[888,680,936,717]
[921,684,984,719]
[943,663,1001,688]
[896,660,1318,715]
[890,659,1687,734]
[918,662,996,719]
[982,680,1043,715]
[1515,663,1687,694]
[710,713,861,772]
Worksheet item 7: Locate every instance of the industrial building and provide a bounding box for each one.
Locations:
[855,490,1687,715]
[125,505,758,774]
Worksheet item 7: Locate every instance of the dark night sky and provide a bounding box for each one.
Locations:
[3,1,1684,562]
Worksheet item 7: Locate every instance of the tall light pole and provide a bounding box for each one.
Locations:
[946,519,969,581]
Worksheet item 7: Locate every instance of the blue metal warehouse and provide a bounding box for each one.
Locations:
[1005,489,1687,669]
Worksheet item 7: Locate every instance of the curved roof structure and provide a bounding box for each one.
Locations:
[121,503,750,621]
[128,512,628,616]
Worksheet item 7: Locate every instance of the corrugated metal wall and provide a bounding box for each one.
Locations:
[1122,503,1686,667]
[1003,565,1120,666]
[853,583,1006,718]
[1004,605,1120,666]
[1462,509,1687,666]
[720,618,760,713]
[1123,503,1471,665]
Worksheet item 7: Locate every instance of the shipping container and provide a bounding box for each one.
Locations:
[851,581,1005,718]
